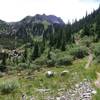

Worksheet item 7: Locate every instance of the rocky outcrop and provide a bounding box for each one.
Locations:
[0,14,65,38]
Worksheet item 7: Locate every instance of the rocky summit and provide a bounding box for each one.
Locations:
[0,14,65,37]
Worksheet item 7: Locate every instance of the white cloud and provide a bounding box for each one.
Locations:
[0,0,99,23]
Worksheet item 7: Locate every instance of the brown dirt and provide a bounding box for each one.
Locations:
[85,53,93,69]
[94,72,100,88]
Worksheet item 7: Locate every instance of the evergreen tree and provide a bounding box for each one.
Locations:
[1,53,6,66]
[47,47,51,60]
[32,42,39,60]
[65,23,72,43]
[96,19,100,40]
[22,47,28,62]
[56,28,62,49]
[61,40,66,51]
[82,25,90,36]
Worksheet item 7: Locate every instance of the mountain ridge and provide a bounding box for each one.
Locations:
[0,14,65,36]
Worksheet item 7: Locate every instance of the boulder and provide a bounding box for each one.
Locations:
[46,71,54,77]
[22,94,27,100]
[91,90,97,95]
[56,96,66,100]
[61,70,69,76]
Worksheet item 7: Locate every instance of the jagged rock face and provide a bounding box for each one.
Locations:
[21,14,65,25]
[0,20,10,34]
[0,14,65,38]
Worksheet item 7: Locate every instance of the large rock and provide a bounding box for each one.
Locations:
[46,71,54,78]
[61,70,69,76]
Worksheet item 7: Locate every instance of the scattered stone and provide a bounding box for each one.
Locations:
[91,90,97,95]
[22,79,96,100]
[75,84,79,88]
[46,71,54,77]
[46,96,55,100]
[56,96,66,100]
[30,96,35,100]
[61,70,69,76]
[18,73,21,76]
[56,97,60,100]
[60,96,66,100]
[58,88,65,92]
[25,76,34,80]
[22,94,27,100]
[36,88,50,93]
[45,79,96,100]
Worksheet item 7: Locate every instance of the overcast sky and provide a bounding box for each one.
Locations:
[0,0,99,23]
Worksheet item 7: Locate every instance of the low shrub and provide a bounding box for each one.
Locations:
[56,55,73,65]
[81,36,93,47]
[46,60,55,67]
[18,63,29,70]
[93,43,100,63]
[0,79,20,94]
[94,56,100,63]
[94,43,100,56]
[29,64,41,71]
[0,65,7,72]
[69,46,88,59]
[34,57,47,65]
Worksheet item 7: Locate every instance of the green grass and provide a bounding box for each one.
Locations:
[0,56,100,99]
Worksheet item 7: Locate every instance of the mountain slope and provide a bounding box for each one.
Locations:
[71,6,100,33]
[0,14,65,37]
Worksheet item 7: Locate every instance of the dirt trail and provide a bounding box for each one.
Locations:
[85,48,93,69]
[74,36,80,45]
[85,53,93,69]
[95,72,100,88]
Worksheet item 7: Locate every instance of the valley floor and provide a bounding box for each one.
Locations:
[0,57,100,100]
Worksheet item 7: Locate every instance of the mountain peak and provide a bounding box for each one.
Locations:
[21,14,65,25]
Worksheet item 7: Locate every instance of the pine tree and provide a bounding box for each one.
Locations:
[47,47,51,60]
[96,18,100,40]
[61,40,66,51]
[65,23,72,43]
[22,47,28,62]
[2,54,6,66]
[0,52,8,72]
[82,25,90,36]
[32,42,39,60]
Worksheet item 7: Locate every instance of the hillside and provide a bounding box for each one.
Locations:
[0,14,64,36]
[0,6,100,100]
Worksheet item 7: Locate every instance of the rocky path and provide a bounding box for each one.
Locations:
[95,72,100,88]
[85,49,93,69]
[85,53,93,69]
[22,79,96,100]
[45,79,96,100]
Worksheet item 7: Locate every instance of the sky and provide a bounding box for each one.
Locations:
[0,0,100,23]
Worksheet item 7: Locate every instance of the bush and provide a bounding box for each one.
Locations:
[93,43,100,63]
[29,64,41,71]
[18,63,29,70]
[81,36,93,47]
[46,60,55,67]
[69,46,88,59]
[94,56,100,63]
[94,43,100,56]
[34,57,47,65]
[56,55,73,65]
[0,79,20,94]
[0,65,7,72]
